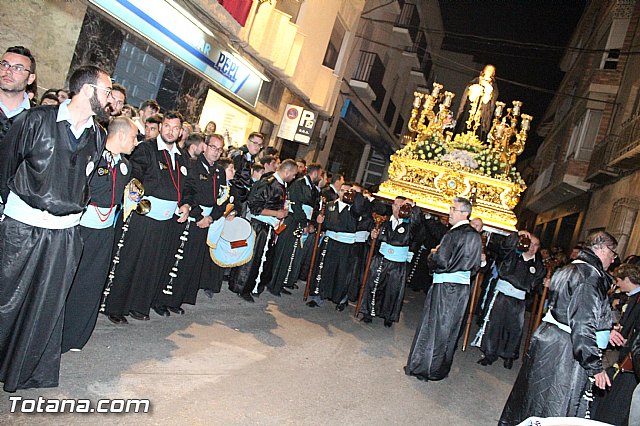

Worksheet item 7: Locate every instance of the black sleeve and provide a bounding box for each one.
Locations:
[0,112,35,203]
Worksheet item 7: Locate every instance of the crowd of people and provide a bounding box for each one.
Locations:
[1,46,640,425]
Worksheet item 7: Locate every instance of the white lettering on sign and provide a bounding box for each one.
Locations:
[213,52,239,83]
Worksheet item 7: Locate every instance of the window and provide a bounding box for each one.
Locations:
[394,114,405,135]
[258,73,283,109]
[600,18,631,70]
[384,100,396,127]
[275,0,303,23]
[323,18,346,70]
[371,85,386,113]
[565,109,603,161]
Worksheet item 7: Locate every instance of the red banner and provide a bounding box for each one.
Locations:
[218,0,253,26]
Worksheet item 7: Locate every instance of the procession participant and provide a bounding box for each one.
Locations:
[230,132,263,217]
[107,83,126,119]
[406,213,449,293]
[200,156,236,300]
[591,263,640,425]
[184,132,207,160]
[474,230,545,369]
[143,114,162,143]
[347,183,373,303]
[259,155,278,179]
[62,117,136,352]
[102,111,188,322]
[321,173,343,202]
[0,65,110,391]
[268,163,322,296]
[307,184,366,310]
[499,231,618,425]
[133,99,160,139]
[405,197,482,381]
[358,196,422,327]
[0,46,36,143]
[155,134,229,310]
[228,159,297,302]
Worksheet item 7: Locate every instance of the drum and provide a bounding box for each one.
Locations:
[207,216,255,267]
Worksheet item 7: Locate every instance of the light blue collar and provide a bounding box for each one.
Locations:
[56,99,95,139]
[0,92,30,118]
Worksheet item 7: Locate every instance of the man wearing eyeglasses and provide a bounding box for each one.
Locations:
[0,65,111,392]
[230,131,264,217]
[0,46,36,144]
[499,231,619,425]
[405,196,482,381]
[107,83,127,119]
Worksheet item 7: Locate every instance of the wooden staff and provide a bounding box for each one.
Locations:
[462,272,484,351]
[354,213,387,318]
[304,198,325,301]
[523,293,539,355]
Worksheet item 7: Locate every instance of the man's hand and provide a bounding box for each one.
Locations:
[196,216,213,228]
[225,211,236,221]
[518,230,531,239]
[594,371,611,389]
[371,228,380,239]
[543,277,551,288]
[177,204,190,223]
[316,214,325,224]
[275,209,289,219]
[609,328,627,347]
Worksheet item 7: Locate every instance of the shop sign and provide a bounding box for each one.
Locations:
[277,104,317,144]
[90,0,266,106]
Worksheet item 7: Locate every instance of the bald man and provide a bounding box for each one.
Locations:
[473,230,545,369]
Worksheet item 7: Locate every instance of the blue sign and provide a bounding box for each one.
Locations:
[90,0,265,106]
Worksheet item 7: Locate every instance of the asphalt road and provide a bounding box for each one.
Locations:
[0,282,518,425]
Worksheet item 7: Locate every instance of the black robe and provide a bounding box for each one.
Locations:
[268,175,320,295]
[406,215,448,293]
[474,232,545,362]
[499,249,613,425]
[405,222,482,381]
[230,147,255,217]
[63,154,131,352]
[312,194,365,304]
[228,174,286,296]
[155,155,227,308]
[103,138,188,317]
[0,106,105,392]
[358,206,422,323]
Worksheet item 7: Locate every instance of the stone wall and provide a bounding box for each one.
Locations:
[0,0,87,95]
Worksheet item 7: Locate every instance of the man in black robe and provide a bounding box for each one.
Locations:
[268,163,322,296]
[308,185,366,310]
[0,46,36,144]
[405,196,482,381]
[103,111,189,322]
[358,196,421,327]
[473,230,545,369]
[228,159,297,302]
[229,132,263,218]
[321,173,343,202]
[62,117,136,352]
[499,231,618,425]
[156,134,230,310]
[0,65,110,391]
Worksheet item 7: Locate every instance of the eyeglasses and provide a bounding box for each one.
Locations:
[449,206,466,213]
[87,84,113,98]
[207,145,224,152]
[0,60,31,74]
[248,139,263,146]
[605,245,619,259]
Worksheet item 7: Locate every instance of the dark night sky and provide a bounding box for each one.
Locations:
[438,0,587,160]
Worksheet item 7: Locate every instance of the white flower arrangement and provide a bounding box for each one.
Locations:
[441,149,478,169]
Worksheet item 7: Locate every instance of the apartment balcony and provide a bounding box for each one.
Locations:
[524,160,590,213]
[609,114,640,171]
[584,136,620,184]
[402,30,427,68]
[393,2,420,45]
[349,51,386,101]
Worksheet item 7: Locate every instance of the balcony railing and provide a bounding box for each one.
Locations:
[585,137,620,183]
[609,114,640,169]
[351,50,386,102]
[394,3,420,42]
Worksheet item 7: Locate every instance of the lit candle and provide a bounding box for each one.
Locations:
[443,91,454,107]
[431,83,442,98]
[521,114,531,131]
[495,124,505,138]
[494,102,505,117]
[512,101,522,116]
[413,94,422,108]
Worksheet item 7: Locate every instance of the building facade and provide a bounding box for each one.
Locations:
[521,0,640,256]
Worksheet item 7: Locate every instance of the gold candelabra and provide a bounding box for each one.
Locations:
[407,82,455,142]
[487,100,532,173]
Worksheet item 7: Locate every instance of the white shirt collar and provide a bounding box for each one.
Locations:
[156,136,181,156]
[337,199,348,212]
[0,92,30,118]
[103,150,122,165]
[451,219,469,230]
[628,286,640,296]
[390,215,401,230]
[330,184,338,193]
[274,172,285,187]
[56,99,95,138]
